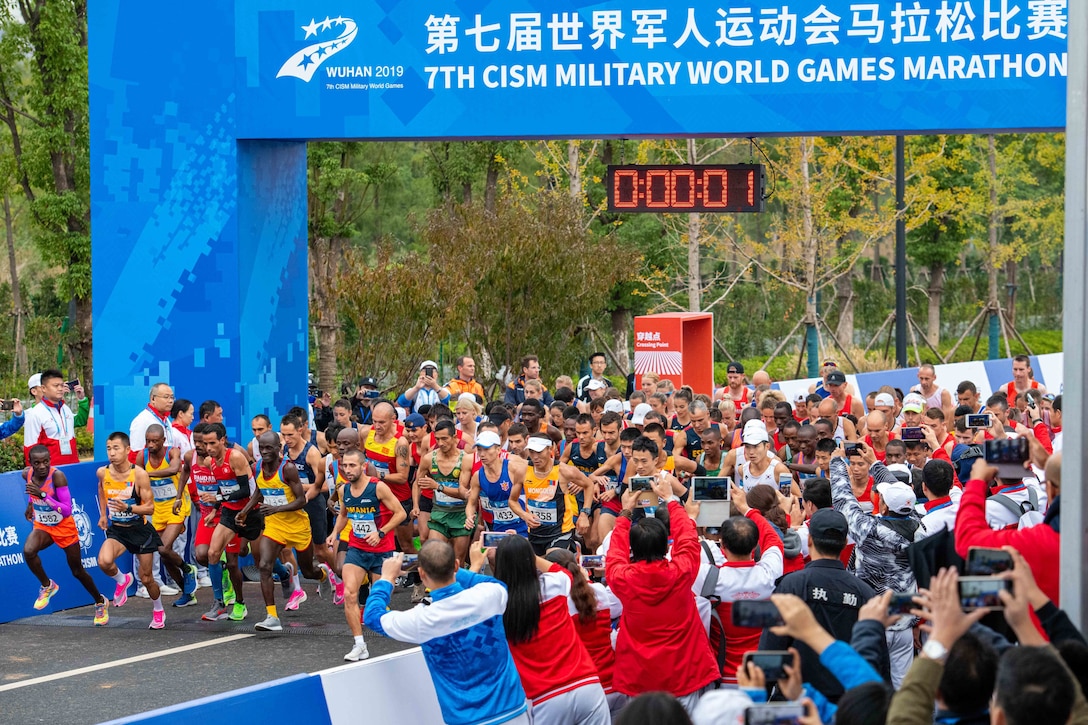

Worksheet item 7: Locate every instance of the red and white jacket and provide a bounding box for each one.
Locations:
[23,400,78,465]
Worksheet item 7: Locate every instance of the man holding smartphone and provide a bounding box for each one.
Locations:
[398,360,450,414]
[23,369,78,465]
[0,395,24,440]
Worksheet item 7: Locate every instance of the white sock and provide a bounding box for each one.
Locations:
[111,571,128,585]
[354,634,366,646]
[152,597,164,612]
[292,572,302,591]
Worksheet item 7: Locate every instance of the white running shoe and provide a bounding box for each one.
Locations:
[197,574,212,589]
[158,584,180,596]
[344,642,370,662]
[255,615,283,632]
[134,585,150,599]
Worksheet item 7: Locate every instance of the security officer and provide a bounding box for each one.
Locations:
[759,509,875,702]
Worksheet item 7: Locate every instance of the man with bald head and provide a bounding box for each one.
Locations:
[816,398,857,442]
[862,411,895,463]
[363,401,415,554]
[751,370,772,388]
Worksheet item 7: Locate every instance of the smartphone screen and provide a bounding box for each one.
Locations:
[580,555,605,569]
[692,476,731,501]
[65,379,80,389]
[967,413,992,429]
[745,702,804,725]
[900,427,925,441]
[984,438,1029,478]
[482,531,512,548]
[742,651,791,680]
[888,592,918,615]
[966,547,1014,576]
[630,476,655,492]
[958,576,1012,610]
[732,600,784,629]
[0,399,12,411]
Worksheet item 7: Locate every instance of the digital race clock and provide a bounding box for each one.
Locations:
[606,164,765,213]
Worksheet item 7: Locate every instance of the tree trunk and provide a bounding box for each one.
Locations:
[1005,259,1018,328]
[686,138,702,312]
[610,307,631,376]
[987,135,1000,310]
[799,138,820,371]
[310,236,341,390]
[72,296,93,389]
[926,260,945,347]
[568,140,581,200]
[834,262,855,348]
[3,194,26,375]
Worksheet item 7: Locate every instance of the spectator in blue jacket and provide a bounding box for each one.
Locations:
[0,397,24,440]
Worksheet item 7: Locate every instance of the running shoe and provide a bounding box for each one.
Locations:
[172,590,199,608]
[149,610,166,630]
[229,602,248,621]
[202,601,230,621]
[333,580,345,606]
[344,642,370,662]
[33,580,59,610]
[254,615,283,632]
[222,569,236,606]
[280,561,296,599]
[197,574,212,589]
[183,565,198,597]
[134,585,150,599]
[159,583,180,596]
[93,598,109,626]
[284,588,307,611]
[113,573,134,607]
[410,583,428,605]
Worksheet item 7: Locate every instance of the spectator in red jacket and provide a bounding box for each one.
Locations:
[954,452,1061,604]
[605,435,720,715]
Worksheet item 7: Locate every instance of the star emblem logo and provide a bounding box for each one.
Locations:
[278,14,359,83]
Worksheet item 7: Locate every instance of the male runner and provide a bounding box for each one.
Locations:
[470,430,529,538]
[560,414,607,550]
[253,432,327,632]
[363,401,415,554]
[136,424,198,606]
[416,420,474,564]
[202,422,264,621]
[328,449,406,661]
[325,426,362,605]
[508,435,593,555]
[281,413,330,604]
[22,445,109,625]
[96,432,167,629]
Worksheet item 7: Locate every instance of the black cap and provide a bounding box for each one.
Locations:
[808,509,848,540]
[727,362,745,374]
[358,377,379,388]
[826,370,847,385]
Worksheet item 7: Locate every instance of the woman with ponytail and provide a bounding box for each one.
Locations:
[544,549,625,717]
[493,536,610,725]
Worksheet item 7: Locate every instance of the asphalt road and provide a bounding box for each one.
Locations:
[0,578,418,725]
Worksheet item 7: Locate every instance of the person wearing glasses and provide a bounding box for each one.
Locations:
[129,383,182,451]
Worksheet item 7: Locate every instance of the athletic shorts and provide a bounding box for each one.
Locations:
[219,506,265,542]
[417,495,433,514]
[152,495,191,531]
[529,531,576,557]
[304,493,329,544]
[107,522,163,555]
[33,521,80,549]
[337,540,349,553]
[344,547,393,575]
[399,498,413,521]
[428,507,473,540]
[262,510,313,551]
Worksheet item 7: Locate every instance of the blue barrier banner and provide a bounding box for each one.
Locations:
[235,0,1067,139]
[0,461,130,624]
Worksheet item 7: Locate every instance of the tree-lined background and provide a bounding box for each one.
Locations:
[0,2,1066,405]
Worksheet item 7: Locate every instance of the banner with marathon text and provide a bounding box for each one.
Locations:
[236,0,1067,139]
[0,462,129,624]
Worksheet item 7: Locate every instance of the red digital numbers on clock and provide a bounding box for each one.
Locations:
[605,164,764,213]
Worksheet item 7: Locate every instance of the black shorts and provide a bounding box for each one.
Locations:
[418,496,433,514]
[304,493,329,543]
[107,522,162,555]
[219,506,264,542]
[529,531,575,557]
[399,498,413,522]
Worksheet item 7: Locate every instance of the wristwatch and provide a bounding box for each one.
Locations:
[922,639,949,663]
[377,530,386,540]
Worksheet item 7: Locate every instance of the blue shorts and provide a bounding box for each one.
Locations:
[344,547,393,574]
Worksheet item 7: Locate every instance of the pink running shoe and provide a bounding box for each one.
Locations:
[149,610,165,630]
[113,573,134,607]
[284,588,308,611]
[333,578,345,606]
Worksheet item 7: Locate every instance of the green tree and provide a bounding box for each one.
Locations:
[0,0,90,383]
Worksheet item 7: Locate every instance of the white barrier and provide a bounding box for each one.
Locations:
[316,648,444,724]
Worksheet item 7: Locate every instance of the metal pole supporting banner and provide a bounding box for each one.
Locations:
[1062,0,1088,631]
[895,136,908,368]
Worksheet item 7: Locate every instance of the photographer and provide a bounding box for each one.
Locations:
[0,396,24,440]
[398,360,450,415]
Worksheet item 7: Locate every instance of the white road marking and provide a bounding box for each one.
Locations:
[0,633,254,692]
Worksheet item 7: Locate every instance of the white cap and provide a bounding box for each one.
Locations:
[586,378,607,391]
[876,481,917,515]
[741,420,769,445]
[27,373,41,390]
[630,403,653,425]
[474,430,502,449]
[874,393,896,408]
[604,399,624,414]
[886,463,912,484]
[420,360,439,370]
[525,436,553,453]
